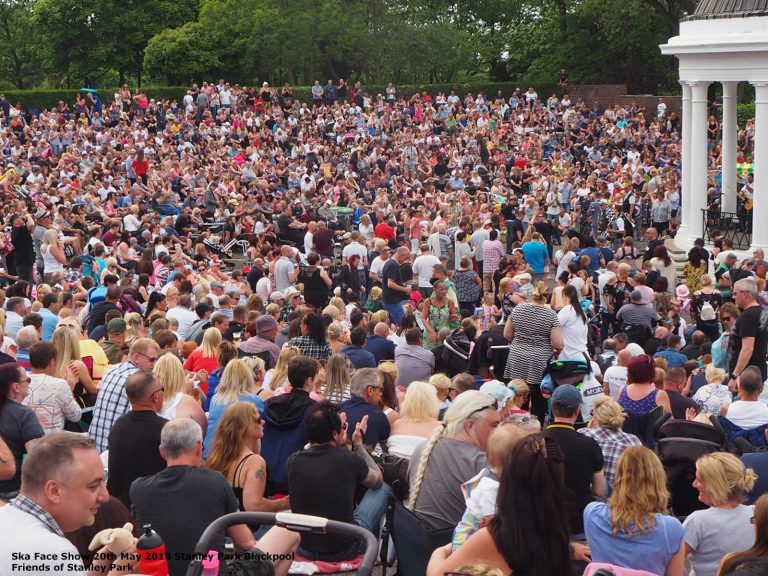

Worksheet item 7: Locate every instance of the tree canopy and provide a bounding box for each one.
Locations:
[0,0,688,92]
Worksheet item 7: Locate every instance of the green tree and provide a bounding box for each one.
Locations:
[143,22,220,85]
[0,0,42,89]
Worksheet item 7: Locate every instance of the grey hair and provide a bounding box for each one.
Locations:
[734,277,758,298]
[160,418,202,459]
[16,325,39,349]
[504,413,542,433]
[350,367,382,398]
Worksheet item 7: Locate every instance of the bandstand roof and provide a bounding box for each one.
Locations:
[687,0,768,20]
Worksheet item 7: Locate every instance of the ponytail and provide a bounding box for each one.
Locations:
[406,422,446,511]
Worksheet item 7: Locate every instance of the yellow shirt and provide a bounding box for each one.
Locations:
[79,338,110,382]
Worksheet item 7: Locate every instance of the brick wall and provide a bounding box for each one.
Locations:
[566,84,682,117]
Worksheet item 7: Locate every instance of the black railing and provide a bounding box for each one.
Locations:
[702,209,752,250]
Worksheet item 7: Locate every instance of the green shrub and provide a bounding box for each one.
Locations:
[737,102,755,127]
[3,87,189,111]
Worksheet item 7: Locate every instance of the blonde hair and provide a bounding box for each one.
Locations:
[124,312,144,342]
[428,373,452,390]
[617,263,631,277]
[323,354,351,405]
[42,229,59,248]
[700,274,712,287]
[705,364,726,385]
[452,565,505,576]
[531,281,548,303]
[486,424,526,471]
[369,286,383,300]
[696,452,757,506]
[269,346,300,390]
[400,381,439,420]
[200,327,222,358]
[52,326,82,378]
[154,353,187,403]
[240,356,266,380]
[329,296,345,318]
[592,396,627,429]
[206,402,262,476]
[212,359,255,405]
[508,378,529,398]
[378,360,397,381]
[371,309,389,326]
[322,306,341,322]
[266,303,280,318]
[407,390,496,510]
[327,321,344,341]
[609,446,669,536]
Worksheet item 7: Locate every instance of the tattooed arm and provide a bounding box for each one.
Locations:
[242,453,290,512]
[0,435,15,480]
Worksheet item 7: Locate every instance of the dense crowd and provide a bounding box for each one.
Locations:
[0,78,766,576]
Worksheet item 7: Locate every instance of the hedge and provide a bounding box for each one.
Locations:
[737,102,755,127]
[4,82,563,111]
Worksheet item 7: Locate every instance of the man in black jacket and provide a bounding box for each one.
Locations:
[11,214,35,284]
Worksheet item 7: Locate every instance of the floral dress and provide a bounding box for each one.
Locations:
[423,301,451,350]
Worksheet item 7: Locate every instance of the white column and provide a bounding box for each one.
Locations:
[752,82,768,251]
[721,81,738,214]
[679,81,692,239]
[689,81,710,242]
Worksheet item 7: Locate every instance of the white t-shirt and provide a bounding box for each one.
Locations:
[369,256,388,279]
[123,213,141,232]
[558,305,589,359]
[166,306,199,340]
[578,362,604,420]
[304,231,314,255]
[342,242,367,268]
[725,400,768,428]
[603,365,628,400]
[412,254,441,288]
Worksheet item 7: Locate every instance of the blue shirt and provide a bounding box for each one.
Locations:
[365,335,396,364]
[521,241,549,274]
[653,349,688,368]
[580,247,603,276]
[338,345,377,369]
[742,452,768,504]
[584,501,684,575]
[203,394,265,458]
[38,308,59,342]
[339,397,390,449]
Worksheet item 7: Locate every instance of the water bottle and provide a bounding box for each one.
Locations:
[201,550,220,576]
[136,524,169,576]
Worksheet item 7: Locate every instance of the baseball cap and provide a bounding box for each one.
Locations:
[479,380,514,409]
[107,318,126,334]
[550,384,582,409]
[255,315,279,333]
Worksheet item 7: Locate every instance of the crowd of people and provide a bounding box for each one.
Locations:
[0,77,766,576]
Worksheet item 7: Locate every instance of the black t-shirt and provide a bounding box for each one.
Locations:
[400,262,414,301]
[131,466,238,576]
[381,258,403,304]
[174,214,190,232]
[287,445,368,559]
[729,305,768,379]
[666,390,699,420]
[107,410,167,508]
[0,400,44,495]
[277,213,294,234]
[545,424,603,535]
[313,228,334,257]
[509,219,524,244]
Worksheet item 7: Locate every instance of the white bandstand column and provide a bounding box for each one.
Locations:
[689,81,710,242]
[721,81,738,214]
[679,81,693,239]
[752,82,768,251]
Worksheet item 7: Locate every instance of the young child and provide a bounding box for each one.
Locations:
[409,281,423,310]
[452,425,526,549]
[365,285,383,312]
[512,272,533,301]
[479,292,499,331]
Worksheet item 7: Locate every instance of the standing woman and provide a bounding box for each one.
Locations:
[298,252,332,310]
[41,229,66,285]
[421,280,458,351]
[453,256,482,317]
[183,327,222,394]
[557,284,589,360]
[503,282,563,423]
[338,253,363,304]
[154,352,207,436]
[651,245,676,291]
[684,453,757,576]
[554,237,577,280]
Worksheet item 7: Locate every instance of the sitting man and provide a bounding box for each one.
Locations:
[340,368,391,451]
[287,402,390,561]
[131,418,298,576]
[261,355,320,494]
[365,322,396,364]
[722,366,768,428]
[107,370,167,508]
[653,334,687,368]
[394,327,435,388]
[339,327,377,369]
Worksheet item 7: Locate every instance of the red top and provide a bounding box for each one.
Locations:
[374,222,395,241]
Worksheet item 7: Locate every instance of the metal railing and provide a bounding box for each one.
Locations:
[701,209,752,250]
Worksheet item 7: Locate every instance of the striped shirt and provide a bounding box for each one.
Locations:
[88,361,139,453]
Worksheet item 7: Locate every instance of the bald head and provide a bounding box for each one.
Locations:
[281,245,293,257]
[606,261,618,273]
[617,348,632,366]
[374,322,389,337]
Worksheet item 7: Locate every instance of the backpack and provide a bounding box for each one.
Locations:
[87,285,107,305]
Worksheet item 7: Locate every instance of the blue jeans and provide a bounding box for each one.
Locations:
[383,301,404,326]
[354,483,392,533]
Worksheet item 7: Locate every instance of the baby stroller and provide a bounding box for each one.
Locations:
[186,511,378,576]
[540,354,596,424]
[440,326,476,377]
[655,416,727,517]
